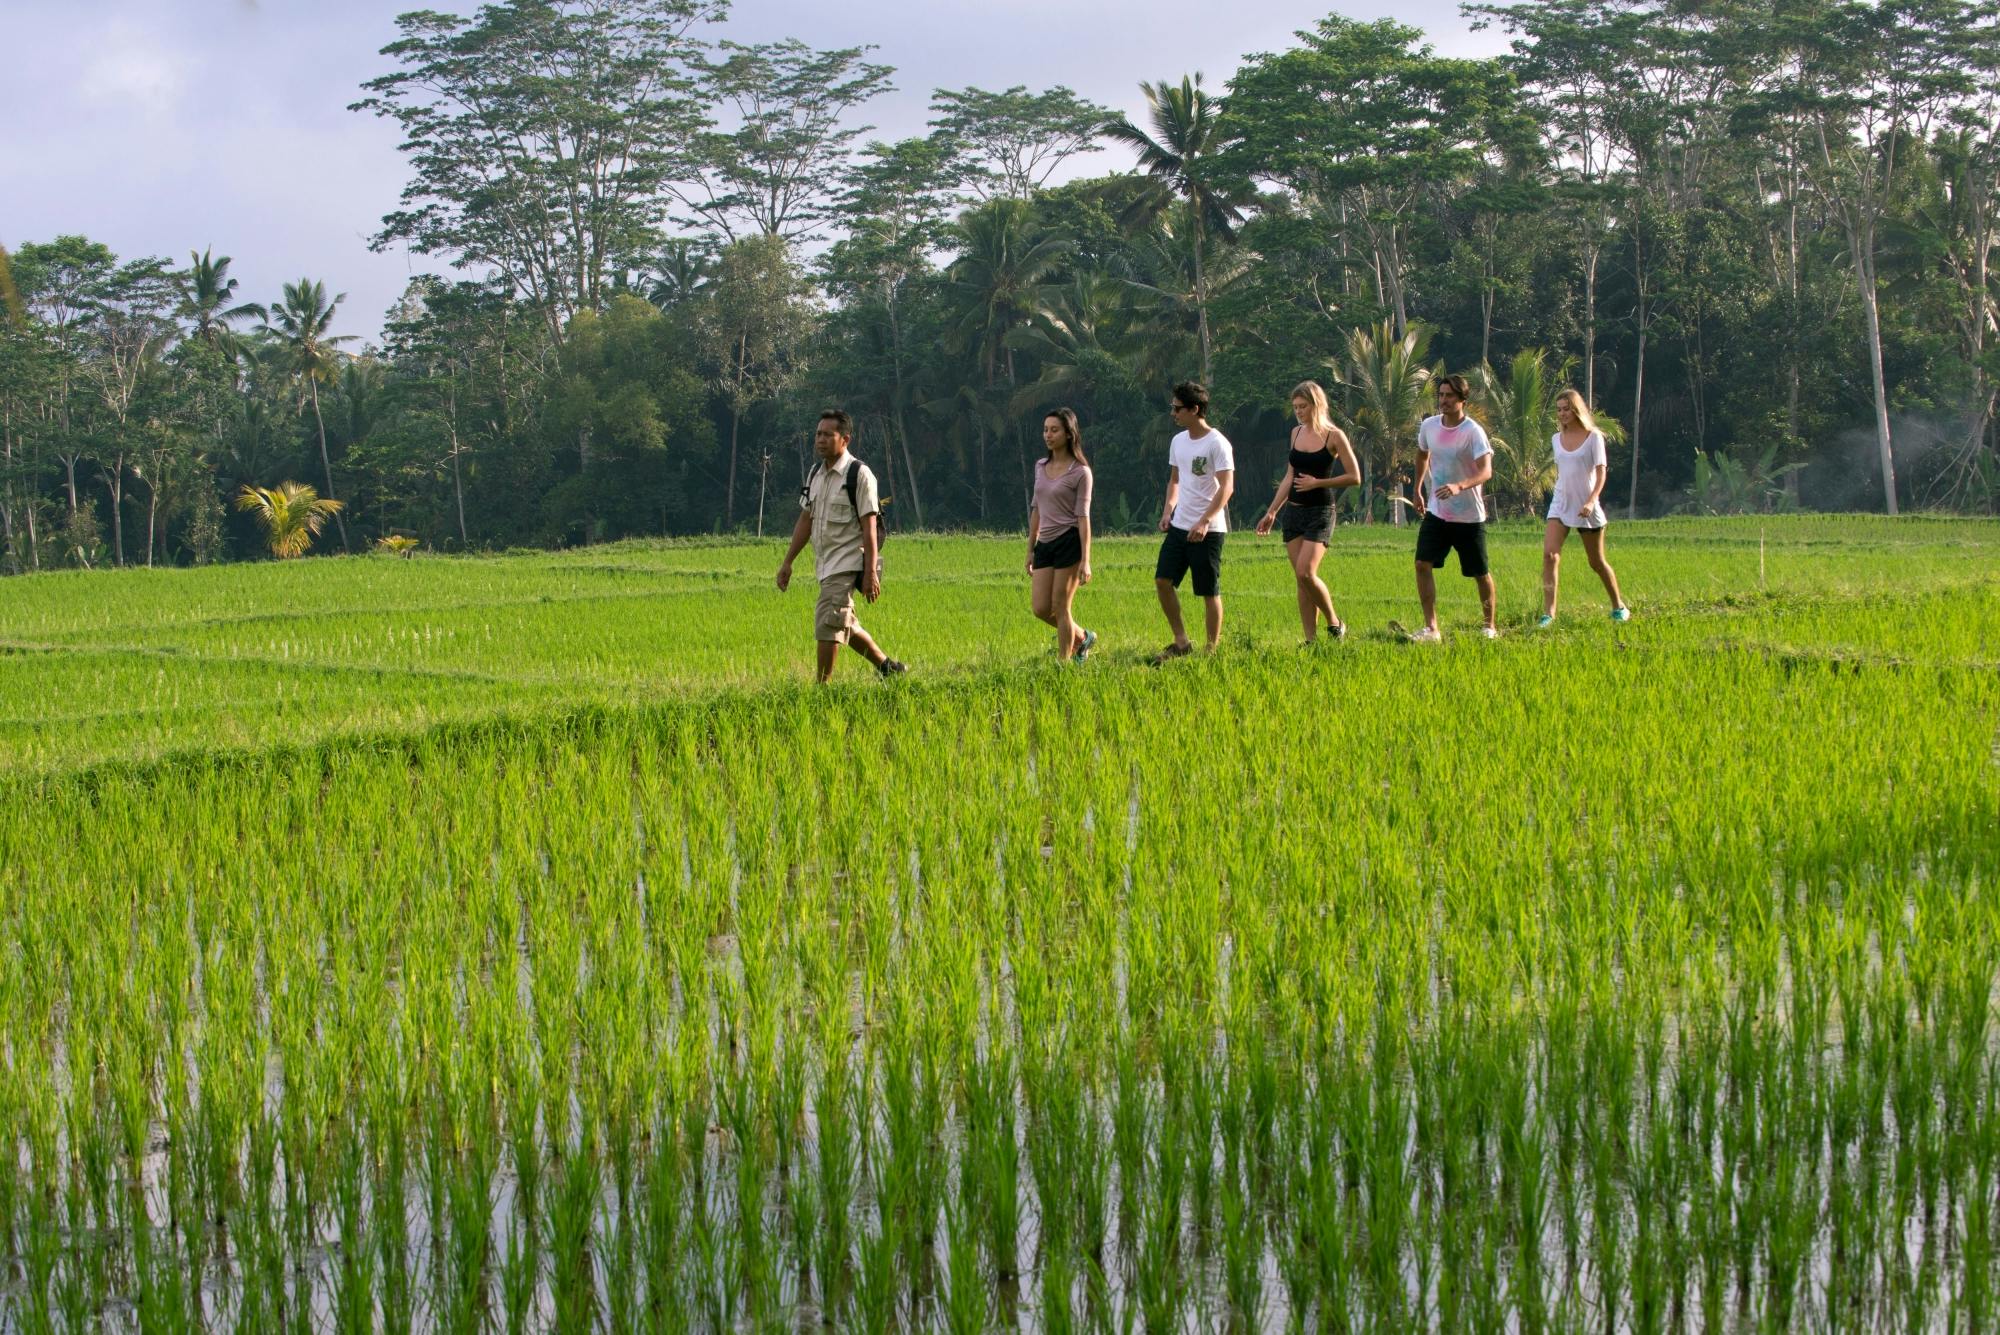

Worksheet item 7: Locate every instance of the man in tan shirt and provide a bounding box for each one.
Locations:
[776,410,908,683]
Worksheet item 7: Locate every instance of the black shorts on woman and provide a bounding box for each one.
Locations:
[1031,526,1083,571]
[1279,502,1334,545]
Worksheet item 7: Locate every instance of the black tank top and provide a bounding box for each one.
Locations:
[1289,429,1336,509]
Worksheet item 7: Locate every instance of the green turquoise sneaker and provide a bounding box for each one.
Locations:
[1536,614,1554,629]
[1611,606,1631,623]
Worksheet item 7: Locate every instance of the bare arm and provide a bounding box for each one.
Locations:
[1326,428,1361,490]
[860,514,881,600]
[1264,465,1297,520]
[1583,464,1608,511]
[1159,465,1180,532]
[776,509,812,590]
[1026,504,1039,573]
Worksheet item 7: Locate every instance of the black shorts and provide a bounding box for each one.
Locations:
[1031,527,1083,570]
[1279,502,1334,545]
[1415,514,1490,578]
[1155,526,1225,596]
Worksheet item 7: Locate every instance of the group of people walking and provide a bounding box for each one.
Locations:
[778,379,1632,681]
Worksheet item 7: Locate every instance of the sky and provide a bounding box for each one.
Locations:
[5,0,1507,344]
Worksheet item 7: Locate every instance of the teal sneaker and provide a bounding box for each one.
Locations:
[1610,606,1631,623]
[1076,629,1097,662]
[1536,614,1554,629]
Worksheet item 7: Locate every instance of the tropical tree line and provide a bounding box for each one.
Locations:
[2,0,1997,570]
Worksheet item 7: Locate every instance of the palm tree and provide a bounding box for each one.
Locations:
[1471,353,1628,518]
[945,199,1071,516]
[1103,74,1245,387]
[261,280,353,551]
[646,239,713,311]
[234,482,345,559]
[1469,351,1560,519]
[1330,320,1435,524]
[178,250,266,353]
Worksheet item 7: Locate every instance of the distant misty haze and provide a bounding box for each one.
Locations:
[6,0,1503,343]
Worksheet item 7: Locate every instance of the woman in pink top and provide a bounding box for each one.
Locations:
[1026,408,1097,661]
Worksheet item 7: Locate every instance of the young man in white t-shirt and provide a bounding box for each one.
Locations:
[1409,374,1498,641]
[1153,381,1235,661]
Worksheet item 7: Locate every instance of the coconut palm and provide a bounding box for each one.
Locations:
[261,279,354,551]
[1329,320,1435,524]
[945,198,1071,515]
[178,250,265,354]
[234,482,345,559]
[1471,353,1628,518]
[1103,74,1246,386]
[1469,351,1560,519]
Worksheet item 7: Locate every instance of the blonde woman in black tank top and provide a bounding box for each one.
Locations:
[1256,381,1360,645]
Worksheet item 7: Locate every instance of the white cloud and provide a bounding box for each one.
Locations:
[77,21,191,112]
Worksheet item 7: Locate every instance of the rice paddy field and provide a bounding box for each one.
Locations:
[0,514,1996,1332]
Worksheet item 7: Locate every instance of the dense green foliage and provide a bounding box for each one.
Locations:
[0,519,1995,1325]
[3,0,1999,574]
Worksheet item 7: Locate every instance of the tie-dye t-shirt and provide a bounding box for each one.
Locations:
[1419,414,1492,524]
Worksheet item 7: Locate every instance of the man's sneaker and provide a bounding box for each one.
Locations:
[1077,629,1098,662]
[1408,626,1442,644]
[1610,606,1632,623]
[1536,613,1555,629]
[877,658,907,678]
[1481,625,1501,639]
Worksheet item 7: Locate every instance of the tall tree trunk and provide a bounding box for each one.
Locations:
[1854,242,1898,515]
[757,450,770,539]
[308,378,350,550]
[726,336,746,527]
[885,285,925,528]
[104,460,125,567]
[449,437,468,551]
[23,497,36,571]
[1006,349,1032,520]
[1191,210,1213,387]
[1582,239,1599,408]
[1625,217,1652,521]
[146,484,158,568]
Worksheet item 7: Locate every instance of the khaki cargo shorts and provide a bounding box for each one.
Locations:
[814,572,863,644]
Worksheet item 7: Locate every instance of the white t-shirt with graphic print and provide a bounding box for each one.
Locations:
[1169,427,1235,531]
[1419,414,1492,524]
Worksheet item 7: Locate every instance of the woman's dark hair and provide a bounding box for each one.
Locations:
[1045,408,1086,464]
[1173,380,1210,415]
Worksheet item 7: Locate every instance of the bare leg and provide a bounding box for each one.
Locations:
[1416,560,1439,632]
[1157,578,1191,650]
[1032,566,1059,631]
[1580,528,1626,609]
[845,625,888,668]
[1291,538,1336,639]
[1474,573,1497,630]
[1542,519,1568,617]
[815,640,838,683]
[1054,565,1084,658]
[1202,595,1223,651]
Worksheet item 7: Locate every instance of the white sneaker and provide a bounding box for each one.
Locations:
[1481,625,1500,639]
[1408,626,1442,644]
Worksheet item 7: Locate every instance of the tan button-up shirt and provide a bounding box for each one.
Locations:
[802,452,880,582]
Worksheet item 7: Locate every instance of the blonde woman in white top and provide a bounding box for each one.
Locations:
[1539,389,1630,626]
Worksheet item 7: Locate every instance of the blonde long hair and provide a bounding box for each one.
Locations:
[1290,381,1336,438]
[1555,388,1601,436]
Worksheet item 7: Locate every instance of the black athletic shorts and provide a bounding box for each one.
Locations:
[1031,527,1083,570]
[1155,526,1225,597]
[1279,502,1334,546]
[1415,513,1490,578]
